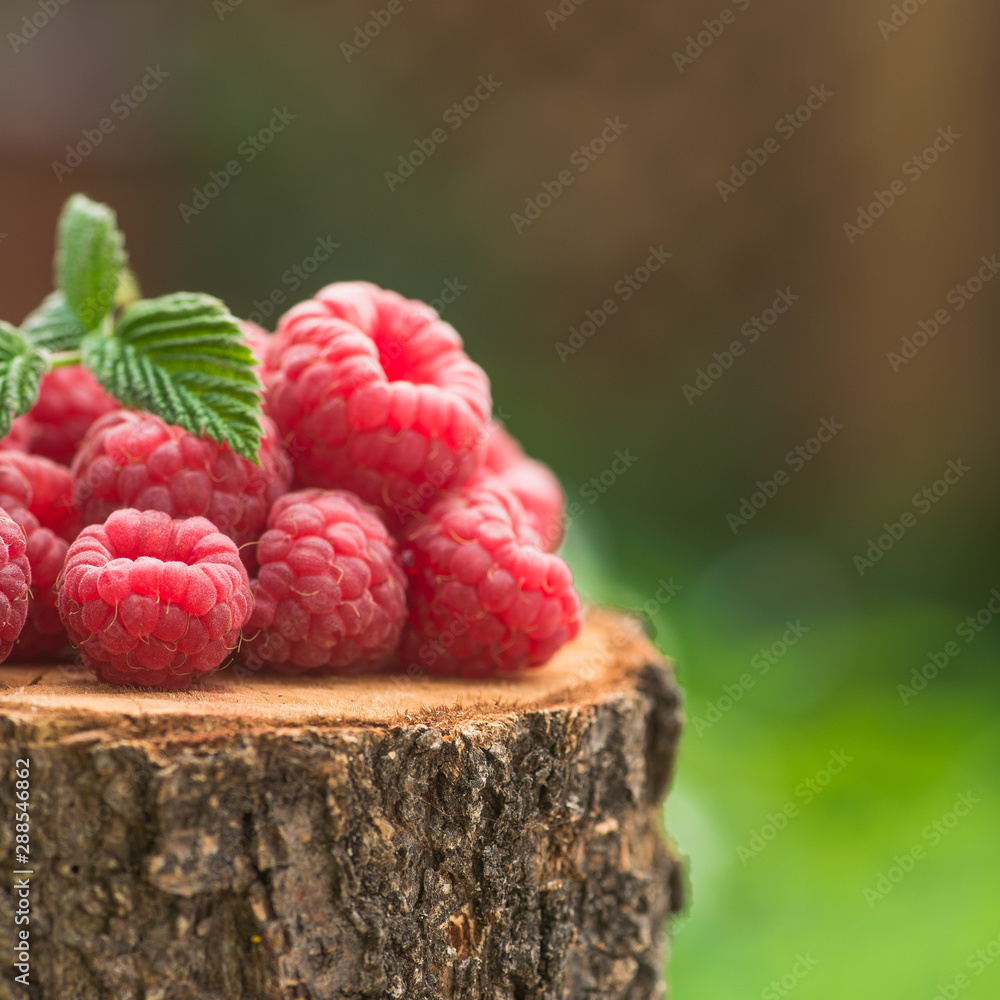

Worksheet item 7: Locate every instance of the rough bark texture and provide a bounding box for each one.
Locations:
[0,609,684,1000]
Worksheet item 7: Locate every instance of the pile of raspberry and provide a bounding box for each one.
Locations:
[0,284,581,688]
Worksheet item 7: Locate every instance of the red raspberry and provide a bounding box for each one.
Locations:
[264,281,491,525]
[242,488,407,674]
[0,506,31,663]
[15,523,68,659]
[2,366,118,466]
[0,453,79,659]
[58,509,253,689]
[472,421,566,551]
[0,418,32,454]
[399,482,582,678]
[0,452,78,542]
[241,319,272,366]
[71,409,292,573]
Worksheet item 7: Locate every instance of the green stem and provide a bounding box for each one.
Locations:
[50,350,82,369]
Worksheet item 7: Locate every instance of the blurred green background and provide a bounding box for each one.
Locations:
[2,0,998,995]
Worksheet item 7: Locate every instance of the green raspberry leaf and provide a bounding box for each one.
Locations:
[82,292,263,461]
[56,193,127,331]
[20,291,86,352]
[0,322,49,438]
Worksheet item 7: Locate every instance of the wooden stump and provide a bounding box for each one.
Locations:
[0,608,684,1000]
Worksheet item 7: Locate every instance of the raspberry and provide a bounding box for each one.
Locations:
[0,453,79,659]
[0,452,78,542]
[264,281,491,524]
[0,506,31,663]
[2,366,118,466]
[472,421,566,551]
[72,409,292,573]
[12,521,68,660]
[0,418,32,454]
[242,488,407,674]
[58,509,253,689]
[399,482,581,677]
[241,319,272,366]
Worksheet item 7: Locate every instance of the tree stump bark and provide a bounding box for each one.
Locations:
[0,608,684,1000]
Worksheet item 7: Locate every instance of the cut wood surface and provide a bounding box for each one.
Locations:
[0,607,685,1000]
